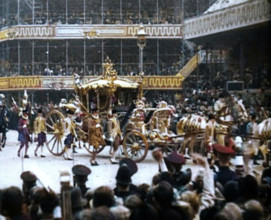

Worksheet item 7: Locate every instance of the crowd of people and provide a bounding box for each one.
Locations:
[0,148,271,220]
[0,84,271,219]
[0,0,214,28]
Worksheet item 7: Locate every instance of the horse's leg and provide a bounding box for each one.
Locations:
[188,135,196,155]
[180,137,189,154]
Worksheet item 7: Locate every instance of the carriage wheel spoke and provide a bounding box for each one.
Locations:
[59,141,63,150]
[47,136,55,144]
[46,123,54,130]
[127,137,133,143]
[51,138,57,152]
[57,139,60,153]
[132,135,137,142]
[49,116,54,125]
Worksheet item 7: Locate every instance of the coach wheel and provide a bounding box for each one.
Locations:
[45,110,65,156]
[123,130,148,163]
[83,143,105,154]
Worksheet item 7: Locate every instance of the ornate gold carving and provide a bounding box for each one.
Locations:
[0,29,16,40]
[84,28,98,39]
[143,77,182,89]
[16,26,54,37]
[0,79,9,89]
[101,57,118,95]
[126,25,182,37]
[102,57,118,81]
[9,77,41,88]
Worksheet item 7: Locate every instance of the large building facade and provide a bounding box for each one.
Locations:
[0,0,270,104]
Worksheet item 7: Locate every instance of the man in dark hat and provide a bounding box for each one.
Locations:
[152,150,191,191]
[72,164,91,197]
[20,171,37,206]
[63,109,76,160]
[17,109,31,158]
[119,158,138,177]
[164,151,191,190]
[33,108,46,157]
[213,143,238,186]
[114,165,140,201]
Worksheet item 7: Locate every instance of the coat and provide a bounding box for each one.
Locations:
[18,117,30,144]
[88,115,105,148]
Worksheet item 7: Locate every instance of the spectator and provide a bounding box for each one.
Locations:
[0,186,31,220]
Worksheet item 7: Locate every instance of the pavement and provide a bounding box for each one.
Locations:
[0,130,264,193]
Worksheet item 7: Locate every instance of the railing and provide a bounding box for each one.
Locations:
[176,51,203,80]
[184,0,271,39]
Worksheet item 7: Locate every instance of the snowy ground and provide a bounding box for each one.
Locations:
[0,130,263,193]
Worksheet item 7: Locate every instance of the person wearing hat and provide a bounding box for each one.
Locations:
[164,151,192,190]
[152,150,191,191]
[119,158,138,177]
[88,108,105,166]
[63,109,76,160]
[114,165,140,202]
[20,171,37,206]
[17,109,31,158]
[33,108,46,157]
[213,144,238,186]
[72,164,91,197]
[107,108,122,164]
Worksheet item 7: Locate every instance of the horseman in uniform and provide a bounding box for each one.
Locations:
[33,108,47,157]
